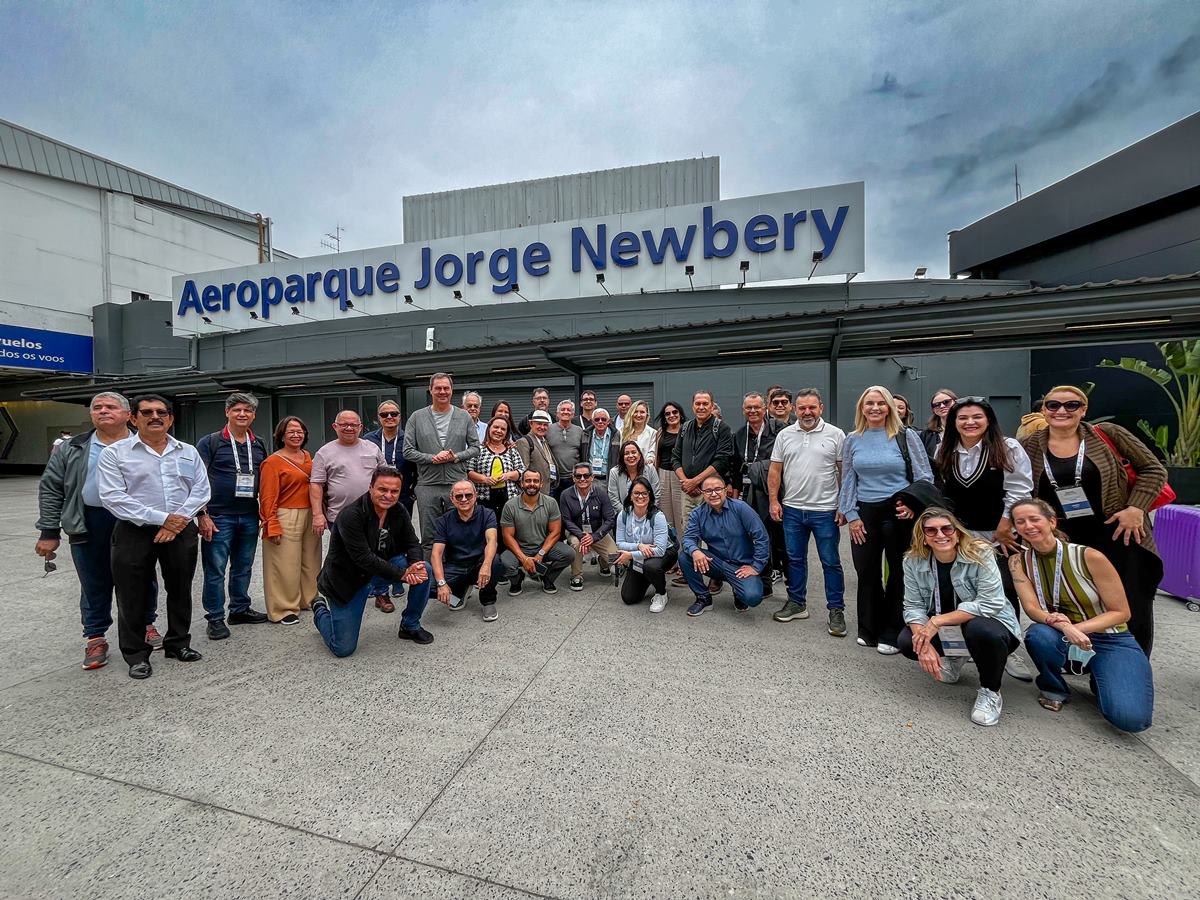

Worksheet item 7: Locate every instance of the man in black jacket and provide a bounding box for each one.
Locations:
[559,462,618,589]
[312,466,431,656]
[672,390,735,527]
[732,392,784,594]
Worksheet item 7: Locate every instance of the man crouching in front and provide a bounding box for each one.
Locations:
[311,465,432,656]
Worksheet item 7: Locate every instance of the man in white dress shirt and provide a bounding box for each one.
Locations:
[98,394,211,680]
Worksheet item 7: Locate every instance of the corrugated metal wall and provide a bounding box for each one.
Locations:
[402,158,720,242]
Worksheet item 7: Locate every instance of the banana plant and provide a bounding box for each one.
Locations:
[1099,339,1200,467]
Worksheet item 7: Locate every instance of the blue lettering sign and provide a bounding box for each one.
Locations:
[0,323,93,374]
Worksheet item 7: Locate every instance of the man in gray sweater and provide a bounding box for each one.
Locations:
[403,372,481,557]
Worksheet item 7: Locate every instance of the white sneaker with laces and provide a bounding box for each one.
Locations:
[971,688,1003,726]
[876,643,900,656]
[649,593,668,613]
[1004,651,1034,682]
[939,656,965,684]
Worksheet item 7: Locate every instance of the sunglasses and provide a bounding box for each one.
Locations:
[1043,399,1085,412]
[923,524,956,537]
[930,399,955,409]
[573,473,593,480]
[770,398,790,405]
[43,551,57,577]
[952,396,987,407]
[138,408,171,417]
[451,492,475,500]
[379,411,399,419]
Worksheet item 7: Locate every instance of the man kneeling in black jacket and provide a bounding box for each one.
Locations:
[312,466,431,656]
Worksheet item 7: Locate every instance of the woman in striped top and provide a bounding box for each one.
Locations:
[1008,498,1153,733]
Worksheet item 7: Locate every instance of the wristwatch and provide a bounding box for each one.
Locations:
[436,579,447,587]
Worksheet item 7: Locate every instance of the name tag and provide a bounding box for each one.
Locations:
[582,523,592,535]
[549,465,558,480]
[1055,486,1094,519]
[235,473,256,498]
[938,625,970,657]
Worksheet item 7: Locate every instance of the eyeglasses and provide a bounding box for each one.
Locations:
[1043,399,1085,412]
[930,399,954,409]
[922,524,957,537]
[43,551,57,577]
[630,491,650,498]
[138,408,171,417]
[378,411,399,419]
[451,492,475,500]
[700,486,725,495]
[770,398,790,405]
[336,423,361,429]
[573,473,593,480]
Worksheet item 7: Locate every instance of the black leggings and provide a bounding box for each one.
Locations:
[897,616,1019,691]
[850,499,913,645]
[621,549,678,605]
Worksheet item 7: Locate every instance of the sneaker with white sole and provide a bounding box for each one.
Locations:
[482,604,498,622]
[569,576,584,592]
[1004,651,1034,682]
[773,600,809,622]
[939,656,965,684]
[448,594,466,611]
[876,643,900,656]
[649,593,668,613]
[971,687,1003,726]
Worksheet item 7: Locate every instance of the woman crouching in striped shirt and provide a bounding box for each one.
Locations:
[1008,498,1153,733]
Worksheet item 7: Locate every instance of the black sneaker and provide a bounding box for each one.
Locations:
[280,613,300,626]
[687,596,713,617]
[508,573,524,596]
[541,578,559,595]
[229,609,268,625]
[707,578,724,595]
[569,576,584,592]
[206,619,231,641]
[734,598,748,611]
[398,626,434,644]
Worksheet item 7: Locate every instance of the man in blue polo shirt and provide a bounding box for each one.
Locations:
[196,393,270,640]
[430,479,504,622]
[680,474,770,617]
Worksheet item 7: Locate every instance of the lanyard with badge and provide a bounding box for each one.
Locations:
[534,435,556,481]
[1031,542,1096,669]
[574,488,592,534]
[230,431,256,498]
[930,558,970,656]
[1042,443,1093,518]
[378,432,397,466]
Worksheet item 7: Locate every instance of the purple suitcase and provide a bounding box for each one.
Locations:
[1155,504,1200,611]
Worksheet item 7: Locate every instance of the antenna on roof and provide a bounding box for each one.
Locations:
[1014,165,1022,202]
[321,223,345,254]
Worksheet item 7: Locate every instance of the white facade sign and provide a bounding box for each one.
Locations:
[173,182,864,334]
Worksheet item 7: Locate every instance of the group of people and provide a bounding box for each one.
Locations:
[36,376,1163,734]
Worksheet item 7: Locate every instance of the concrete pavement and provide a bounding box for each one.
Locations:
[1,475,1197,899]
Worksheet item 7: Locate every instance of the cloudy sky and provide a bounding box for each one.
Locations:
[2,0,1198,279]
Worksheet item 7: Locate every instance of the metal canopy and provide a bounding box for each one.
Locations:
[23,273,1200,405]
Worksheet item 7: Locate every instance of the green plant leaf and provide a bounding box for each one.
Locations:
[1137,419,1169,456]
[1097,357,1172,386]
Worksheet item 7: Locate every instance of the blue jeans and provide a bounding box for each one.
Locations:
[366,575,406,598]
[1024,624,1154,733]
[71,505,157,638]
[781,508,844,609]
[315,566,432,657]
[679,553,764,607]
[200,512,260,621]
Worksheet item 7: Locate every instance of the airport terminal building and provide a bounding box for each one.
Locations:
[2,113,1198,469]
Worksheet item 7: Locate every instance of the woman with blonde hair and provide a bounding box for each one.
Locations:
[898,507,1022,726]
[1008,498,1153,732]
[1020,384,1166,656]
[620,399,658,466]
[838,385,933,654]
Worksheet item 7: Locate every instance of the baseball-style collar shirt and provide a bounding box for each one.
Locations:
[97,433,211,527]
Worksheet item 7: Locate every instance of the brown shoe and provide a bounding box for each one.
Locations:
[145,624,164,649]
[83,637,109,670]
[374,594,395,613]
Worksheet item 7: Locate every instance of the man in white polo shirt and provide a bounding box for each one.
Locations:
[767,388,847,637]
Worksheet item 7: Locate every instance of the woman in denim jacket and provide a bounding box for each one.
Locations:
[898,507,1022,727]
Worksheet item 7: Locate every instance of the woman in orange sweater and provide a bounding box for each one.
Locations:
[259,416,320,624]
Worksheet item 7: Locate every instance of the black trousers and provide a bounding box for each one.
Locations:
[481,490,509,520]
[849,499,913,646]
[620,548,679,604]
[111,521,199,665]
[443,556,505,606]
[898,617,1019,691]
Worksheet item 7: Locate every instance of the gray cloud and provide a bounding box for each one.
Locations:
[1156,32,1200,83]
[867,72,924,99]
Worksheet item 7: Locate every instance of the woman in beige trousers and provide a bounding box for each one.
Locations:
[258,417,320,624]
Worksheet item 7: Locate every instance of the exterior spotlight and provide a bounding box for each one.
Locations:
[739,260,750,272]
[291,307,300,316]
[453,290,462,300]
[404,294,414,304]
[685,264,695,291]
[809,250,824,280]
[596,273,611,296]
[914,267,928,278]
[201,316,214,324]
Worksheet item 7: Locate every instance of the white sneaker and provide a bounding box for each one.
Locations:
[856,637,869,647]
[876,643,900,656]
[649,593,668,613]
[939,656,965,684]
[971,688,1003,726]
[1004,651,1034,682]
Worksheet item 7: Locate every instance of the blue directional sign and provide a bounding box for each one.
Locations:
[0,324,93,374]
